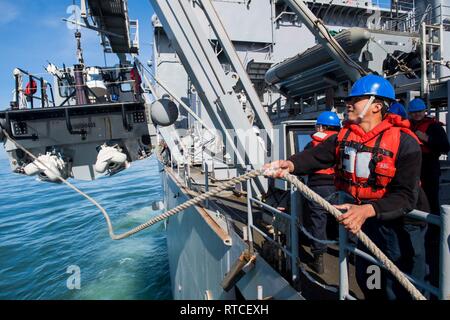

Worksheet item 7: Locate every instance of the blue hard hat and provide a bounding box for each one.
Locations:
[347,74,396,101]
[408,98,427,112]
[316,111,341,127]
[389,102,408,118]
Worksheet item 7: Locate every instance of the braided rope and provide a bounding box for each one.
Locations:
[1,129,425,299]
[112,170,261,239]
[283,173,426,300]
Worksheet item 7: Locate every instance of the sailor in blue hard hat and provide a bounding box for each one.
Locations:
[389,102,408,119]
[304,111,341,274]
[408,97,450,288]
[264,74,430,300]
[408,98,427,113]
[408,98,428,132]
[408,98,434,138]
[316,111,341,129]
[343,74,396,123]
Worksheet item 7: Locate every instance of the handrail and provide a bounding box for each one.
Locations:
[347,245,440,297]
[13,68,56,109]
[246,186,450,300]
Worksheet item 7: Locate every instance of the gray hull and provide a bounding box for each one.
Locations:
[160,161,303,300]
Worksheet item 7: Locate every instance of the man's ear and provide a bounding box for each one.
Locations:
[372,101,384,114]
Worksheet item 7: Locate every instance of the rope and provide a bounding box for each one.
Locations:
[282,173,426,301]
[1,128,426,300]
[109,170,261,239]
[1,127,259,240]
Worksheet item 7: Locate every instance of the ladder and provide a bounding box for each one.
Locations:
[420,21,445,102]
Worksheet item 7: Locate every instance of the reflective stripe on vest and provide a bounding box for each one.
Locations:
[311,130,337,175]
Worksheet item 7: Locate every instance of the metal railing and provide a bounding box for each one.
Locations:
[305,0,414,11]
[388,4,450,33]
[422,4,450,26]
[246,176,300,282]
[56,66,141,107]
[245,175,450,299]
[338,206,450,300]
[13,68,55,109]
[374,0,414,11]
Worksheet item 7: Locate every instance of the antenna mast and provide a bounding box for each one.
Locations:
[73,1,84,65]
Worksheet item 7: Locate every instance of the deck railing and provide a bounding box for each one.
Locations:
[245,173,450,300]
[337,206,450,299]
[13,68,55,110]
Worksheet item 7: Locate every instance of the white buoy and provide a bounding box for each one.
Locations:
[150,98,179,127]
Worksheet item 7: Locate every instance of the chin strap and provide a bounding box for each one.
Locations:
[357,95,376,120]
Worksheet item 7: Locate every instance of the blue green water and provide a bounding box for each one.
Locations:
[0,153,172,300]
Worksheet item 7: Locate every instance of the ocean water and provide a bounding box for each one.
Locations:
[0,153,172,300]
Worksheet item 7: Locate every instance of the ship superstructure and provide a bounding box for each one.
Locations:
[147,0,450,300]
[0,0,156,182]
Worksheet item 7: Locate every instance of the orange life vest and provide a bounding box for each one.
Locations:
[410,116,442,153]
[311,130,337,175]
[335,114,419,202]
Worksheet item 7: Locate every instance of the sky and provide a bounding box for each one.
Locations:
[0,0,155,109]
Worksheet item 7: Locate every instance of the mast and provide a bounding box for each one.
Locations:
[73,10,88,105]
